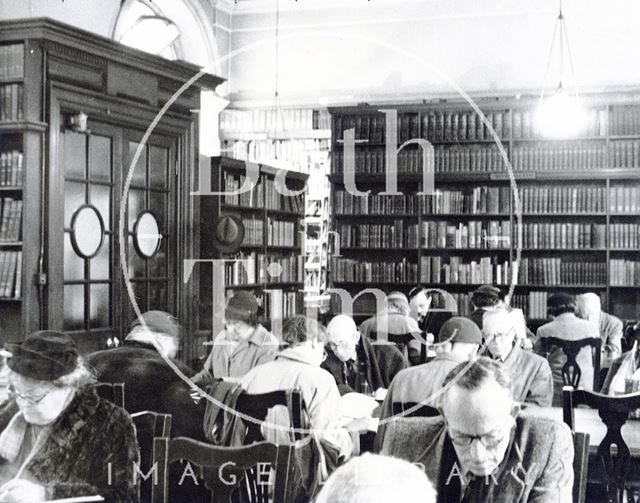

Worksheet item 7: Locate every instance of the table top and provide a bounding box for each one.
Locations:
[524,406,640,456]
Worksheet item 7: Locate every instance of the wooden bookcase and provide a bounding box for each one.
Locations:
[0,18,222,354]
[196,156,307,360]
[328,95,640,325]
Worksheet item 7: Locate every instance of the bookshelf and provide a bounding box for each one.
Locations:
[328,97,640,324]
[197,156,307,357]
[220,106,332,299]
[0,19,222,355]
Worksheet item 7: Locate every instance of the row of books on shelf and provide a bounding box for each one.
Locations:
[0,198,22,242]
[223,252,304,286]
[0,250,21,299]
[516,185,606,214]
[0,44,23,80]
[517,223,606,249]
[267,219,297,247]
[420,256,514,285]
[240,217,263,247]
[422,221,511,249]
[0,151,23,187]
[610,224,640,249]
[264,179,305,213]
[610,140,640,168]
[333,109,607,143]
[510,292,549,320]
[334,187,510,215]
[609,186,640,213]
[332,144,505,175]
[266,255,304,283]
[262,290,302,321]
[511,143,607,171]
[221,108,331,133]
[330,257,418,283]
[337,222,419,249]
[518,258,607,285]
[222,173,263,207]
[425,187,511,215]
[225,138,330,172]
[0,84,23,121]
[610,260,640,286]
[610,107,640,136]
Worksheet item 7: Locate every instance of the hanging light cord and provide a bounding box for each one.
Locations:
[539,0,580,101]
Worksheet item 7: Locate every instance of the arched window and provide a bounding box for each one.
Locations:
[112,0,220,74]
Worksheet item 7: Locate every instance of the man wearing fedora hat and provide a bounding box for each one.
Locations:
[192,291,280,384]
[0,331,138,502]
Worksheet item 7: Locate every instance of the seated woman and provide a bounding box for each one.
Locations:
[240,315,357,461]
[192,291,279,384]
[0,331,138,503]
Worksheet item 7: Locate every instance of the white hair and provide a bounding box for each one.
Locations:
[315,453,436,503]
[576,293,601,318]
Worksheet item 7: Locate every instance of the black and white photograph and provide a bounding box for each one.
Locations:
[1,0,640,501]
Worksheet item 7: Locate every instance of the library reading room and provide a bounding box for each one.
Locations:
[1,1,640,502]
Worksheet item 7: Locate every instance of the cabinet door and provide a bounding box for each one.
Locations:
[121,131,176,329]
[51,118,179,352]
[56,122,121,353]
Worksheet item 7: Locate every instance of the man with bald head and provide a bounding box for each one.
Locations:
[322,315,384,395]
[576,292,623,367]
[483,308,553,407]
[381,357,574,503]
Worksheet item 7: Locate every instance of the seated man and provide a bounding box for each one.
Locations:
[240,315,358,461]
[576,292,623,367]
[468,284,504,329]
[315,453,436,503]
[192,291,279,384]
[360,291,422,364]
[380,357,574,503]
[535,293,599,406]
[379,317,482,417]
[87,310,205,440]
[407,286,452,365]
[484,308,553,407]
[321,315,384,395]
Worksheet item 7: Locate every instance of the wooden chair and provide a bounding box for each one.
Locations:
[235,389,305,444]
[541,337,602,391]
[151,437,294,503]
[95,382,125,408]
[131,411,172,502]
[573,431,590,503]
[562,386,640,503]
[391,401,440,418]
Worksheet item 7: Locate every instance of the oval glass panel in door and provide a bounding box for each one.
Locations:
[70,204,105,259]
[133,210,162,258]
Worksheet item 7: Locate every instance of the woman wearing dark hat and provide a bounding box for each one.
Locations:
[192,291,279,384]
[0,331,139,503]
[534,292,599,406]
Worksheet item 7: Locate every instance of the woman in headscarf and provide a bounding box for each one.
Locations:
[0,330,139,503]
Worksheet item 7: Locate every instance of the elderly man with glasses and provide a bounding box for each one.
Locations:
[321,315,384,396]
[380,357,574,503]
[483,308,553,407]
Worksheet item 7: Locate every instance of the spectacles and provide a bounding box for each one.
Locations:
[483,327,516,341]
[327,333,358,352]
[8,386,52,405]
[447,417,514,449]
